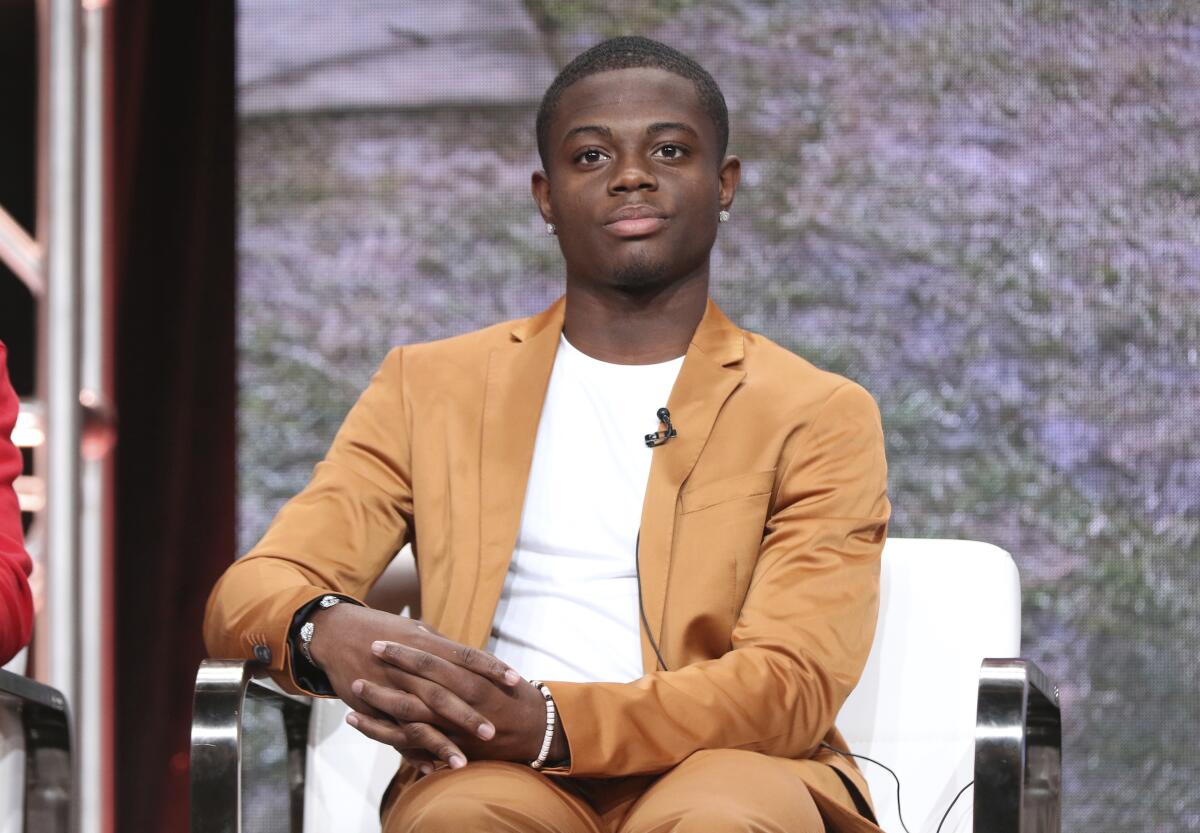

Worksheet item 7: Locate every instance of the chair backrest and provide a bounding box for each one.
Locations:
[837,538,1021,833]
[301,538,1021,833]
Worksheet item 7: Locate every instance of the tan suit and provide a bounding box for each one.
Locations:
[204,298,890,833]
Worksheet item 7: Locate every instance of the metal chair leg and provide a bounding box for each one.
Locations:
[975,659,1062,833]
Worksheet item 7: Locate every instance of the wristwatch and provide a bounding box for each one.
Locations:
[298,594,345,667]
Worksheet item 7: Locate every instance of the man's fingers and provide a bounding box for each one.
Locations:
[453,644,523,687]
[343,711,408,749]
[399,747,438,776]
[350,679,437,724]
[392,633,521,688]
[345,712,467,770]
[344,693,391,723]
[354,675,496,742]
[373,640,489,698]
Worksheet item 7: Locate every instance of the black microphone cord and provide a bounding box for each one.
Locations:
[635,530,670,672]
[820,743,913,833]
[636,405,674,670]
[820,743,975,833]
[934,779,975,833]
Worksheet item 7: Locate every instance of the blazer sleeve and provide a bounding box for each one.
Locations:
[0,342,34,667]
[203,347,414,692]
[548,382,890,776]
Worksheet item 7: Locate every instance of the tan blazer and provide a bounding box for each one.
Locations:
[204,298,890,833]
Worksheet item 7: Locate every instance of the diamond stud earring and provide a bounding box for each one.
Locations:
[718,210,730,223]
[546,223,556,235]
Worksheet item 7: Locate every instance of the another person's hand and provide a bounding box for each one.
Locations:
[347,640,568,771]
[307,604,521,768]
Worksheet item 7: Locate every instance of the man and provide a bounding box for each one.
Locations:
[205,36,889,833]
[1,341,34,666]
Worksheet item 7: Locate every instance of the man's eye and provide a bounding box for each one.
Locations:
[577,149,606,164]
[654,144,686,159]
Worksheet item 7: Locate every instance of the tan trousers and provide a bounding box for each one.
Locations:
[383,749,829,833]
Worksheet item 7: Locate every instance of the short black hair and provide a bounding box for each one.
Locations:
[535,36,729,168]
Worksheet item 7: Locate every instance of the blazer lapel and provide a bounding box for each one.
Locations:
[637,300,746,670]
[464,299,565,648]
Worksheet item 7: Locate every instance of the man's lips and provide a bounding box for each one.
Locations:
[605,217,667,237]
[604,205,667,238]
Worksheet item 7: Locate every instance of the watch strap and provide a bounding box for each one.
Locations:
[287,593,363,696]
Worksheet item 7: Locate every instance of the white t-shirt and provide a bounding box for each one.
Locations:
[487,335,684,683]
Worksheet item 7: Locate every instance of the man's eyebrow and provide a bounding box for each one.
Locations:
[562,124,613,144]
[647,121,699,137]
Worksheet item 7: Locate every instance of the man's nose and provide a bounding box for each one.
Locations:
[608,160,657,193]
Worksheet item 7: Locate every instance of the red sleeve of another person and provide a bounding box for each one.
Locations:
[0,341,33,665]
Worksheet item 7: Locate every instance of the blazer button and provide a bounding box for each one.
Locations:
[253,644,272,664]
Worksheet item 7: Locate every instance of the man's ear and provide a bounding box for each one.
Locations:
[718,155,741,212]
[531,170,553,224]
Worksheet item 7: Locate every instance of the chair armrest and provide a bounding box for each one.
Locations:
[190,659,313,833]
[975,659,1062,833]
[0,667,74,833]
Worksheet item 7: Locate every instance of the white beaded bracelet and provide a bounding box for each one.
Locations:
[527,680,557,770]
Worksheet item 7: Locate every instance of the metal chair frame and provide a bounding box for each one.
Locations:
[189,657,1061,833]
[0,667,74,833]
[974,660,1061,832]
[191,661,311,833]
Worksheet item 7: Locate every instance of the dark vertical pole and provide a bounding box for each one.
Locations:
[111,1,236,830]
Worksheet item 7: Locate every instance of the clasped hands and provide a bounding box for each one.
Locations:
[307,604,565,774]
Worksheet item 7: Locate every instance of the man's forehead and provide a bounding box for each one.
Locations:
[552,68,704,131]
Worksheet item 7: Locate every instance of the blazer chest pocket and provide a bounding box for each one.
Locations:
[679,469,776,514]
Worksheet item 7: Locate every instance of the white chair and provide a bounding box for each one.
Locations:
[0,657,74,833]
[836,539,1058,833]
[191,539,1061,833]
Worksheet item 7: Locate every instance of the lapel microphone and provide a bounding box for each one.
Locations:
[644,407,677,447]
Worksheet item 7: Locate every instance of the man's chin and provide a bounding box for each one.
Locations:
[609,254,670,292]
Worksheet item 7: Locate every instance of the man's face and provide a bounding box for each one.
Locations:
[532,67,739,293]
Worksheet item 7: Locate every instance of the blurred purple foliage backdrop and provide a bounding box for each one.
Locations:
[237,1,1200,828]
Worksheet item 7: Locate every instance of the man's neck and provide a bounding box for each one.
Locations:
[562,273,709,365]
